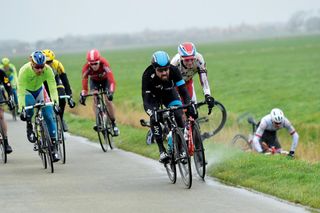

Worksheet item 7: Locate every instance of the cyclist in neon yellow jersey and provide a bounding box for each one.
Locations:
[18,51,60,162]
[0,57,19,109]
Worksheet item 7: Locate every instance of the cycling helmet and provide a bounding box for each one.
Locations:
[151,51,170,68]
[178,42,196,59]
[270,108,284,123]
[42,49,55,62]
[87,49,100,63]
[1,57,10,66]
[30,51,46,65]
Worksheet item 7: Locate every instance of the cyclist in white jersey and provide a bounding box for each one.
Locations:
[171,42,215,108]
[252,108,298,157]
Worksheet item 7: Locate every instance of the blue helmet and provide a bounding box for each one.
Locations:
[30,51,46,65]
[151,51,170,68]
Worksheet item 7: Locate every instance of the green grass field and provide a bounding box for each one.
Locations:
[10,35,320,209]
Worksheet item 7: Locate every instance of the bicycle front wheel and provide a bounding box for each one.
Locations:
[192,123,206,179]
[174,128,192,189]
[56,115,66,164]
[41,121,54,173]
[96,110,108,152]
[35,123,47,169]
[231,134,251,151]
[105,115,114,150]
[198,100,227,140]
[0,135,7,164]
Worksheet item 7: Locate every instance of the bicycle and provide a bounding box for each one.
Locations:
[25,101,55,173]
[83,89,113,152]
[231,116,289,155]
[0,85,16,121]
[54,94,71,164]
[141,106,193,189]
[0,99,9,163]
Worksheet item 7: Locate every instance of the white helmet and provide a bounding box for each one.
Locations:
[270,108,284,123]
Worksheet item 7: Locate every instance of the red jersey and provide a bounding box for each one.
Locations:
[81,57,116,94]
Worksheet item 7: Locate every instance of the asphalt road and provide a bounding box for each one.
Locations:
[0,115,308,213]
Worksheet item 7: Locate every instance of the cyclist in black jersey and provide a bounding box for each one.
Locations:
[142,51,197,163]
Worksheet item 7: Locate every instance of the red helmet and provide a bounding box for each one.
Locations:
[178,42,196,60]
[86,49,100,63]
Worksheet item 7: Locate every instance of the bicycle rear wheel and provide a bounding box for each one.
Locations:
[192,123,206,179]
[41,121,54,173]
[174,128,192,189]
[0,134,7,164]
[231,134,252,151]
[56,115,66,164]
[198,100,227,140]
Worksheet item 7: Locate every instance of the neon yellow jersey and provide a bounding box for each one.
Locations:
[0,63,18,89]
[18,62,58,110]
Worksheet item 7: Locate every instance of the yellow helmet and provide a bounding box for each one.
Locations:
[1,57,10,66]
[42,49,55,62]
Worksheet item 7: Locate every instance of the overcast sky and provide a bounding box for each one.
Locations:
[2,0,320,42]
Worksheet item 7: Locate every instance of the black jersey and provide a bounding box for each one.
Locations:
[141,65,191,116]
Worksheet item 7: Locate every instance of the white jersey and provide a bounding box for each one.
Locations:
[171,53,211,96]
[252,114,299,152]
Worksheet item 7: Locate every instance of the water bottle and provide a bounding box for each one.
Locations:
[167,131,173,154]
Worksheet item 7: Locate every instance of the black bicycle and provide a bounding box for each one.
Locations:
[83,89,113,152]
[25,102,55,173]
[0,100,8,163]
[142,106,193,189]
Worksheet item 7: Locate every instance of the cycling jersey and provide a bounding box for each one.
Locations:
[171,52,211,100]
[47,59,72,95]
[0,63,18,89]
[81,57,115,95]
[142,64,191,116]
[252,114,299,152]
[0,71,12,102]
[18,62,58,110]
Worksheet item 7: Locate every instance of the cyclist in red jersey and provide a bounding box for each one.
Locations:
[79,49,119,136]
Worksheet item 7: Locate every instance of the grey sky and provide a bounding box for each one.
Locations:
[2,0,320,42]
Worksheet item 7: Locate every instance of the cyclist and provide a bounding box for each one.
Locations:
[0,70,14,154]
[142,51,198,163]
[252,108,298,157]
[79,49,119,136]
[0,57,19,110]
[18,51,60,162]
[171,42,215,109]
[42,49,76,132]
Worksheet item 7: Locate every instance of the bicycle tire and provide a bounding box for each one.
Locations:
[56,115,66,164]
[41,121,54,173]
[174,128,192,189]
[198,100,227,140]
[36,123,47,169]
[105,114,114,150]
[0,134,7,164]
[231,134,252,151]
[11,108,17,121]
[96,109,108,152]
[192,122,206,179]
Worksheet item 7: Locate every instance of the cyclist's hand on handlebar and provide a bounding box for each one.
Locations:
[186,104,198,119]
[287,151,295,158]
[53,104,60,114]
[68,97,76,108]
[205,94,215,110]
[20,108,27,121]
[79,93,86,106]
[107,92,113,101]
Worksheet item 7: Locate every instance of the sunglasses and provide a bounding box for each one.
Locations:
[33,64,45,69]
[156,67,169,73]
[182,57,195,62]
[46,60,53,64]
[89,61,100,66]
[273,122,281,125]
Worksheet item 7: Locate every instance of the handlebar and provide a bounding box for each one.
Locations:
[59,95,71,100]
[82,90,109,98]
[24,101,54,110]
